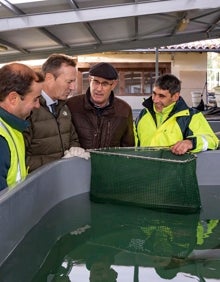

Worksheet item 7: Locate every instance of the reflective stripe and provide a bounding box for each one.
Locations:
[15,163,22,183]
[201,135,209,151]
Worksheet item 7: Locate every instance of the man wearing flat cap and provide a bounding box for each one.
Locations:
[67,62,135,149]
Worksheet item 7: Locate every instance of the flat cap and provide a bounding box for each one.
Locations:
[89,62,118,80]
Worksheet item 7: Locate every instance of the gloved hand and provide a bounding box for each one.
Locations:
[63,147,90,160]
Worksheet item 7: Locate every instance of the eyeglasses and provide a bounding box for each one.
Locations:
[90,77,113,88]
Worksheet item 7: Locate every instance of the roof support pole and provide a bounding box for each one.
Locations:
[155,47,159,79]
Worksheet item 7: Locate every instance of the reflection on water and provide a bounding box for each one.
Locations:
[1,192,220,282]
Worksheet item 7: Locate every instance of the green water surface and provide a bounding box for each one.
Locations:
[1,191,220,282]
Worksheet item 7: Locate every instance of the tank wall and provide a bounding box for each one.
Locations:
[0,150,220,266]
[196,150,220,218]
[0,157,91,266]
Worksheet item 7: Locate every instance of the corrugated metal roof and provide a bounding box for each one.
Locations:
[0,0,219,63]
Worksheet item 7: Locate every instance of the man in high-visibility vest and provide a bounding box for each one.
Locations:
[134,74,219,155]
[0,63,42,191]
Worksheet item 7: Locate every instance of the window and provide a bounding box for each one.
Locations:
[78,62,171,96]
[82,72,89,93]
[120,71,158,95]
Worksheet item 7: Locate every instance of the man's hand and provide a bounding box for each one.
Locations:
[63,147,90,160]
[171,140,193,155]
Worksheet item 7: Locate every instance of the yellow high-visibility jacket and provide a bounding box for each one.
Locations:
[0,118,27,189]
[134,97,219,153]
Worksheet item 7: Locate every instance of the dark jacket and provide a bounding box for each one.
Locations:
[67,89,135,149]
[23,96,80,172]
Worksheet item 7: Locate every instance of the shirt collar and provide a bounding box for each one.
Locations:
[41,90,58,106]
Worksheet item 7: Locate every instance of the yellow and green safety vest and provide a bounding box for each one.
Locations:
[0,118,27,189]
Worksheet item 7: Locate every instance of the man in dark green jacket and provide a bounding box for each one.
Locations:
[23,54,81,172]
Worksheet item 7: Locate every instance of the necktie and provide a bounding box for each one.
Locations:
[50,103,57,117]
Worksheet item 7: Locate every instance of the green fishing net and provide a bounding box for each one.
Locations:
[90,147,201,213]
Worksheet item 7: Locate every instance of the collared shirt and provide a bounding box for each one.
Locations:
[41,91,58,113]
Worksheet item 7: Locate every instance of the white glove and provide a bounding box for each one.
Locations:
[63,147,90,160]
[63,151,72,158]
[69,146,85,156]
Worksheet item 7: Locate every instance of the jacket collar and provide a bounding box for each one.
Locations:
[0,107,29,132]
[143,96,189,114]
[85,87,115,110]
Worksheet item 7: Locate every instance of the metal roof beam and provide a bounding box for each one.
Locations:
[65,0,102,44]
[0,0,219,32]
[0,38,29,53]
[65,0,79,9]
[0,0,23,14]
[0,30,219,64]
[0,0,70,47]
[206,16,220,33]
